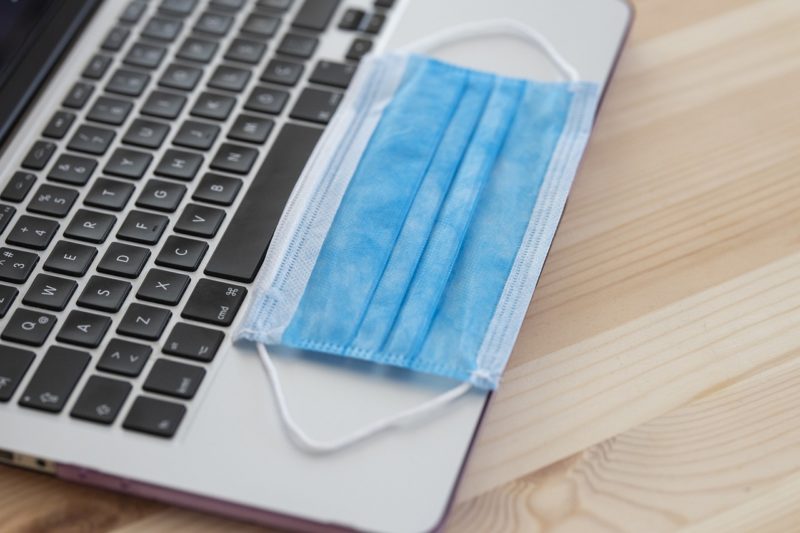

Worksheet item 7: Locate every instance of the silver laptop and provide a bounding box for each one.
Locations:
[0,0,632,531]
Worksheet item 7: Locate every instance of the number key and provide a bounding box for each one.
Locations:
[7,215,59,250]
[27,184,79,217]
[0,247,38,283]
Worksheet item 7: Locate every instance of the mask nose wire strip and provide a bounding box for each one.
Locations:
[257,343,472,454]
[402,19,580,84]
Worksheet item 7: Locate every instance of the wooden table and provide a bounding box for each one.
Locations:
[4,0,799,530]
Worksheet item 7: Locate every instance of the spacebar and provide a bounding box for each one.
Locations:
[205,123,322,282]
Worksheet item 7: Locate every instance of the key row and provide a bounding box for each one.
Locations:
[0,277,245,347]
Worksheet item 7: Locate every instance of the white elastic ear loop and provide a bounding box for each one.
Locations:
[257,343,472,454]
[403,19,580,83]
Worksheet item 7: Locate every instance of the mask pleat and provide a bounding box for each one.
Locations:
[418,83,574,381]
[349,70,496,353]
[283,58,469,352]
[381,76,526,364]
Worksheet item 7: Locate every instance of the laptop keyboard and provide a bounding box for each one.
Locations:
[0,0,393,438]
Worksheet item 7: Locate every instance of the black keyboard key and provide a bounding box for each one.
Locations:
[190,92,236,120]
[118,303,171,340]
[173,120,219,150]
[0,205,14,235]
[117,210,169,244]
[28,184,79,217]
[225,38,266,64]
[64,209,117,243]
[18,346,88,412]
[258,0,292,10]
[290,87,342,124]
[57,310,112,348]
[245,86,289,115]
[85,178,135,211]
[155,149,204,180]
[181,279,246,326]
[210,143,258,174]
[104,148,153,180]
[228,114,274,144]
[123,395,185,437]
[43,111,76,139]
[83,54,113,80]
[310,60,356,88]
[0,345,34,402]
[136,180,186,212]
[346,37,372,61]
[78,275,132,312]
[137,268,190,305]
[125,42,168,69]
[2,172,36,202]
[155,235,207,271]
[277,33,318,58]
[120,0,147,24]
[48,154,97,186]
[242,14,280,38]
[97,242,150,278]
[2,308,57,347]
[338,8,364,30]
[194,12,234,36]
[174,203,225,237]
[0,248,38,283]
[142,16,183,41]
[212,0,245,10]
[374,0,394,7]
[159,63,203,91]
[206,124,321,282]
[7,215,59,250]
[123,118,170,148]
[0,285,18,318]
[70,375,132,425]
[63,82,94,109]
[160,0,198,16]
[87,96,134,125]
[102,26,131,52]
[293,0,340,31]
[163,322,223,362]
[144,359,205,399]
[107,69,150,97]
[44,240,97,276]
[177,37,218,63]
[22,274,78,311]
[207,65,251,92]
[364,13,385,34]
[22,141,56,170]
[97,338,151,377]
[192,173,241,206]
[142,90,187,119]
[261,59,304,86]
[68,125,116,155]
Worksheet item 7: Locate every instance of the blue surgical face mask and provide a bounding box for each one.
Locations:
[238,21,601,452]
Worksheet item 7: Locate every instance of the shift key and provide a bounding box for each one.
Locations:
[181,279,246,326]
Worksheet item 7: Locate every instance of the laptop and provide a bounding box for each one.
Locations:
[0,0,632,531]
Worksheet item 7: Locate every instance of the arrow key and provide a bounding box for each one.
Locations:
[174,203,225,238]
[71,375,131,425]
[96,338,151,377]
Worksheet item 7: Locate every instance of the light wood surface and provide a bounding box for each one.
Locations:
[3,0,798,531]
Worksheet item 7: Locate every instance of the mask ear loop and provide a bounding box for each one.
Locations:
[257,343,472,454]
[401,18,580,84]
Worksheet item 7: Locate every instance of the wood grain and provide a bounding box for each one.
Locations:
[2,0,798,531]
